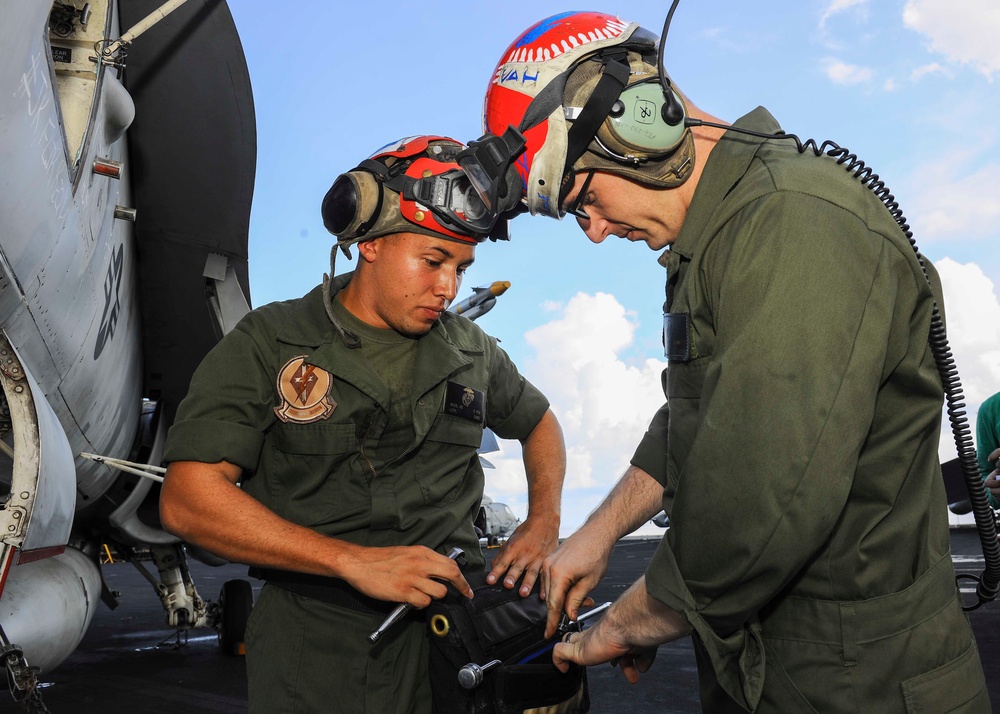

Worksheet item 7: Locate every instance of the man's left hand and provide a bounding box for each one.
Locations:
[553,623,657,685]
[486,516,559,596]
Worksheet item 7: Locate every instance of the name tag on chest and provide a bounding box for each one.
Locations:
[444,381,485,423]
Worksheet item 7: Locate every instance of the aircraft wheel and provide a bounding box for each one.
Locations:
[219,579,254,656]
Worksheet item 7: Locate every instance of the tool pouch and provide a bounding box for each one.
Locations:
[426,573,589,714]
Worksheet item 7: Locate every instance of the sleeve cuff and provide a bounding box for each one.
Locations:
[644,537,764,711]
[490,380,549,441]
[163,418,265,472]
[631,431,668,485]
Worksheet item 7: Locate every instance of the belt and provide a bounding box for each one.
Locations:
[249,567,398,616]
[759,553,960,648]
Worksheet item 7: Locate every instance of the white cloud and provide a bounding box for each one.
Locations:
[485,292,668,536]
[903,0,1000,79]
[820,0,870,29]
[910,62,945,81]
[934,258,1000,405]
[907,159,1000,242]
[822,57,874,85]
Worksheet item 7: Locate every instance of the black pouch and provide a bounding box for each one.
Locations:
[426,573,589,714]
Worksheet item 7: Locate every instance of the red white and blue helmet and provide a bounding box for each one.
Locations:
[483,11,694,219]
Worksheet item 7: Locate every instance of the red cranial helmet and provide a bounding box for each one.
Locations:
[483,11,694,220]
[322,135,510,249]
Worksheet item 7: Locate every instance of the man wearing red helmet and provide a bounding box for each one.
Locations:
[159,136,566,713]
[481,10,988,713]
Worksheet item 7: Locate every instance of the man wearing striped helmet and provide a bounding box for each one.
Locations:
[481,10,988,713]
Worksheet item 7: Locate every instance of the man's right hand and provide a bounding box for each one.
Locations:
[985,448,1000,501]
[343,544,473,608]
[541,529,614,637]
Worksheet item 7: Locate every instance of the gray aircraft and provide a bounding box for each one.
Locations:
[0,0,255,702]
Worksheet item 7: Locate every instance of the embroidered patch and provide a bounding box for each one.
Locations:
[444,381,485,423]
[274,356,336,423]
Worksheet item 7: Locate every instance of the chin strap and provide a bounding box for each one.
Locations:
[321,244,361,349]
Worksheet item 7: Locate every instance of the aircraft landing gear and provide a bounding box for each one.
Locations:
[217,579,253,656]
[0,621,46,712]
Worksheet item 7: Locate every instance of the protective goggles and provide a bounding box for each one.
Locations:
[456,126,527,217]
[322,136,515,245]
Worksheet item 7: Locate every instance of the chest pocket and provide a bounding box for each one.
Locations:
[270,422,357,454]
[262,422,362,526]
[413,414,484,507]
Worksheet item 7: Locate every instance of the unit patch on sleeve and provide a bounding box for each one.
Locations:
[274,356,336,423]
[444,381,484,423]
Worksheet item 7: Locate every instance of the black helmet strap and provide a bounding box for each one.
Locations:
[563,50,630,179]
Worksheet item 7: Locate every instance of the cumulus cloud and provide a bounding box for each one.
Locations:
[484,292,668,536]
[935,259,1000,404]
[822,57,874,85]
[903,0,1000,79]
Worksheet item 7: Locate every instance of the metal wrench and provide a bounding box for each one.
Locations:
[368,546,465,644]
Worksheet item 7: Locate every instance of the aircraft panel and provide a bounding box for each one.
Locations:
[121,0,256,425]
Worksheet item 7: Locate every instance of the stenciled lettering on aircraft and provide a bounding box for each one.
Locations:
[16,49,72,223]
[94,243,124,359]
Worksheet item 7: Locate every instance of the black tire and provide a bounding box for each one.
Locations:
[219,579,254,656]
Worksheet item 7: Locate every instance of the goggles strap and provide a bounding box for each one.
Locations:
[564,50,630,178]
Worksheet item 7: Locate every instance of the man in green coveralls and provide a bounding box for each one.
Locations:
[159,136,566,714]
[477,10,989,713]
[979,391,1000,508]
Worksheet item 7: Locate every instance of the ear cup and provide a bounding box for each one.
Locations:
[596,79,687,160]
[322,170,382,237]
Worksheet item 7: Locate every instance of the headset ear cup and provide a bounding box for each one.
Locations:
[595,79,686,160]
[321,170,382,238]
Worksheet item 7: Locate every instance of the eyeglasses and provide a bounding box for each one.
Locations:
[561,170,596,220]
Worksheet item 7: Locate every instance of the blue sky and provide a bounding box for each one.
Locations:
[228,0,1000,534]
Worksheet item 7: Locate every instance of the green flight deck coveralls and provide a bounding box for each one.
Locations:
[163,273,549,714]
[629,108,989,713]
[976,391,1000,509]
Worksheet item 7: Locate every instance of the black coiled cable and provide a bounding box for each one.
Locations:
[685,118,1000,608]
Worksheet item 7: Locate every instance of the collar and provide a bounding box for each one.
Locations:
[670,107,782,261]
[274,274,482,399]
[275,278,348,348]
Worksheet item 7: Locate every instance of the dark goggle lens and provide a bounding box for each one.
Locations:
[321,174,358,235]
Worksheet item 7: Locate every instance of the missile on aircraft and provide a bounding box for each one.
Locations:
[449,281,510,321]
